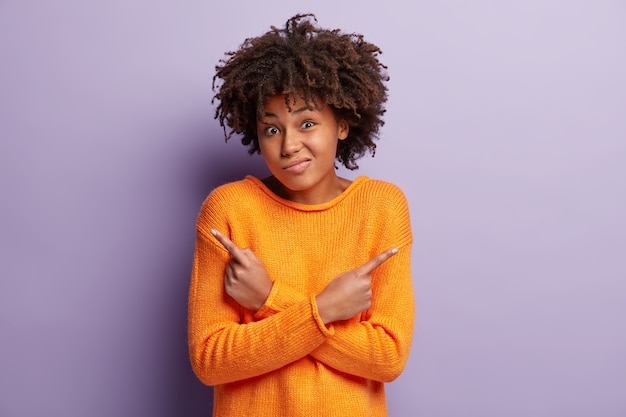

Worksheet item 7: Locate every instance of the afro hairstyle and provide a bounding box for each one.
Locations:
[212,13,389,170]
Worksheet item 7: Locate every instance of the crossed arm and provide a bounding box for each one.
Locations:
[188,228,413,385]
[211,228,398,325]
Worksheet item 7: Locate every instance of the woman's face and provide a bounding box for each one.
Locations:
[256,94,349,205]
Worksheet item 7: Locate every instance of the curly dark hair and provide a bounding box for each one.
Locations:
[212,13,389,170]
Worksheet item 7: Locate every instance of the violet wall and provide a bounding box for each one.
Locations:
[1,1,625,416]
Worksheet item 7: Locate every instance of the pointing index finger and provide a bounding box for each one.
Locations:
[358,248,399,274]
[210,229,243,259]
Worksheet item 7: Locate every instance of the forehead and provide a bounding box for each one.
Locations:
[261,94,327,115]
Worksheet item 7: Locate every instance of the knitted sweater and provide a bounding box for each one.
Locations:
[188,175,414,417]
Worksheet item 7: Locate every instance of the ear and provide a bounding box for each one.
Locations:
[337,119,349,140]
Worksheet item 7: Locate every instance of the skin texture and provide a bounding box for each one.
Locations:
[257,94,350,205]
[211,228,397,324]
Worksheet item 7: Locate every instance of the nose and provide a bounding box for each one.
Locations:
[281,129,302,157]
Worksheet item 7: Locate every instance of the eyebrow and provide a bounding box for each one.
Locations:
[262,105,316,119]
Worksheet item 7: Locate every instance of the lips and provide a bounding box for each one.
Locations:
[283,158,311,174]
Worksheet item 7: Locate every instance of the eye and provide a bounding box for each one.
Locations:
[264,126,279,136]
[301,120,315,129]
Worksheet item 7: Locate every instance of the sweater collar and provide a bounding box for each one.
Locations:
[245,175,370,211]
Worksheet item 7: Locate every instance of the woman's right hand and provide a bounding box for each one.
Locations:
[315,248,397,324]
[211,229,273,312]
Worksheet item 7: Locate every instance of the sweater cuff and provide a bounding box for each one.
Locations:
[254,282,279,319]
[255,280,308,319]
[310,295,334,337]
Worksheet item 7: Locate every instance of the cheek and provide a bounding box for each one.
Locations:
[258,141,278,162]
[258,139,269,155]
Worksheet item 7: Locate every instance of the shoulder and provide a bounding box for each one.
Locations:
[362,178,407,196]
[354,177,409,208]
[351,177,413,247]
[201,176,271,209]
[196,177,267,225]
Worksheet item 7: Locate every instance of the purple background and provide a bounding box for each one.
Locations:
[1,1,625,416]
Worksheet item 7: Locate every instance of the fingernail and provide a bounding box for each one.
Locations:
[391,248,398,254]
[210,229,217,236]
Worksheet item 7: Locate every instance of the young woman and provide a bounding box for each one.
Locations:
[188,13,414,416]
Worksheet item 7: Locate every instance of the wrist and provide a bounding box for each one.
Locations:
[255,281,274,311]
[315,293,334,325]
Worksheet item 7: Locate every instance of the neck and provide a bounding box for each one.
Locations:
[262,176,351,205]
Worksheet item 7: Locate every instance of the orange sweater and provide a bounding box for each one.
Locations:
[188,175,414,417]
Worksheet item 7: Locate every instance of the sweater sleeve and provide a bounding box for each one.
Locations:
[252,245,414,382]
[254,280,309,319]
[187,196,333,386]
[309,185,415,382]
[309,245,414,382]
